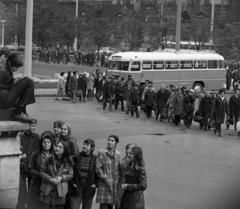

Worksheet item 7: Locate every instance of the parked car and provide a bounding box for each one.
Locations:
[33,44,41,52]
[96,47,114,54]
[6,43,25,51]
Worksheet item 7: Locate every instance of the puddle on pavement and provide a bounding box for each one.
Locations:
[164,141,170,144]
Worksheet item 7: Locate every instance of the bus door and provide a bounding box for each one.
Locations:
[178,60,193,89]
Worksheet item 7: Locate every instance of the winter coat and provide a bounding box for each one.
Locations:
[57,76,66,95]
[39,155,73,203]
[103,81,113,97]
[156,89,168,112]
[87,76,95,90]
[69,75,78,91]
[98,79,104,93]
[95,148,121,205]
[233,70,240,83]
[144,91,155,106]
[199,96,212,114]
[77,76,87,93]
[130,89,140,103]
[172,94,184,115]
[183,94,195,113]
[70,152,98,198]
[115,85,124,99]
[229,94,239,117]
[167,92,175,108]
[119,164,147,209]
[20,131,40,173]
[27,151,51,209]
[124,87,132,100]
[214,96,228,124]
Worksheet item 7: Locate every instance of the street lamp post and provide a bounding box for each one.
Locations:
[74,0,79,52]
[24,0,33,78]
[1,20,6,47]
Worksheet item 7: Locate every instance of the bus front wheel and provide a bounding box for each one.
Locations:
[193,82,203,95]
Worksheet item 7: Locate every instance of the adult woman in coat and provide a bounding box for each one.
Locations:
[27,131,54,209]
[172,88,184,126]
[120,147,147,209]
[60,123,79,156]
[0,52,36,123]
[214,89,229,137]
[39,141,74,209]
[95,135,121,209]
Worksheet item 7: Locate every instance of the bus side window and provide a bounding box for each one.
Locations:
[208,60,218,69]
[194,61,207,69]
[131,62,140,71]
[218,60,223,69]
[142,61,152,70]
[165,61,179,69]
[153,61,164,70]
[180,61,193,69]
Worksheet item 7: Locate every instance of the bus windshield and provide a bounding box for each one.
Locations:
[109,61,129,71]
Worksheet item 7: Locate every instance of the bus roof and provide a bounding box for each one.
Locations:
[110,52,224,61]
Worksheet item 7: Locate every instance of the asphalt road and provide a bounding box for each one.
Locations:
[27,98,240,209]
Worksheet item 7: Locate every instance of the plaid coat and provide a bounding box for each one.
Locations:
[95,148,121,205]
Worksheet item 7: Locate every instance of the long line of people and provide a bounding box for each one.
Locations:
[16,120,147,209]
[92,71,239,138]
[55,68,240,138]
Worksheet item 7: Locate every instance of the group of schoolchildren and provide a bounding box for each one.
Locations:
[16,120,147,209]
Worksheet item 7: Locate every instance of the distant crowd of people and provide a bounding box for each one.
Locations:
[56,68,240,138]
[34,48,110,67]
[16,120,147,209]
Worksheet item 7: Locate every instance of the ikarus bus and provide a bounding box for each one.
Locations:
[107,51,225,93]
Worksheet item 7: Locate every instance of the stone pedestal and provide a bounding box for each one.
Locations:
[0,121,29,209]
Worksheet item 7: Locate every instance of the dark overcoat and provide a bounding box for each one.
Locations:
[215,96,228,124]
[119,165,147,209]
[156,89,168,112]
[77,76,87,94]
[229,95,239,117]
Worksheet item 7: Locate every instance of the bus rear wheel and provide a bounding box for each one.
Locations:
[193,82,203,95]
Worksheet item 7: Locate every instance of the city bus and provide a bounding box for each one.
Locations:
[107,51,225,93]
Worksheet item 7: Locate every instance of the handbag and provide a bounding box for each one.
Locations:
[180,112,187,119]
[226,118,234,126]
[162,107,168,119]
[208,119,215,128]
[76,90,83,96]
[194,111,203,123]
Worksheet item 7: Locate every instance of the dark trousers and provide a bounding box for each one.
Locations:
[226,78,231,90]
[215,123,222,134]
[115,97,124,110]
[131,101,139,116]
[185,112,193,127]
[103,95,112,110]
[145,105,153,118]
[99,204,113,209]
[202,111,209,129]
[16,162,31,209]
[0,77,35,109]
[70,195,93,209]
[174,115,181,125]
[41,204,64,209]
